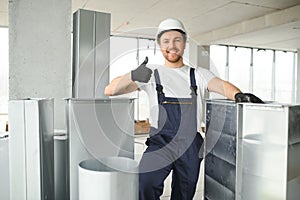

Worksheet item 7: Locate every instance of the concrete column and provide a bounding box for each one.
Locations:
[189,41,213,99]
[197,45,210,70]
[189,42,224,100]
[189,40,198,67]
[296,49,300,103]
[189,40,210,70]
[9,0,72,129]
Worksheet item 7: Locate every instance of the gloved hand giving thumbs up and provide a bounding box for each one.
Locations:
[131,57,152,83]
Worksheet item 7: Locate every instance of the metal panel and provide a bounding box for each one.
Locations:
[72,9,110,98]
[288,106,300,144]
[0,137,9,200]
[204,175,235,200]
[206,130,236,165]
[205,154,236,191]
[54,131,69,200]
[238,103,300,200]
[95,12,110,98]
[205,100,300,200]
[67,98,134,200]
[24,101,42,199]
[8,99,54,200]
[8,100,27,199]
[287,143,300,200]
[237,104,288,200]
[205,99,237,200]
[73,10,95,98]
[287,106,300,200]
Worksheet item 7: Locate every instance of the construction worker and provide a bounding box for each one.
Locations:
[105,18,263,200]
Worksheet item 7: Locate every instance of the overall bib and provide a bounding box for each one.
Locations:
[139,68,204,200]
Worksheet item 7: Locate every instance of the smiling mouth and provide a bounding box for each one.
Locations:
[166,50,178,54]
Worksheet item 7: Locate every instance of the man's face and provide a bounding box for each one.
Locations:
[159,31,186,63]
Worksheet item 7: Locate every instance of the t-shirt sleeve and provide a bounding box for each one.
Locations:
[135,80,146,89]
[195,67,216,132]
[197,67,216,90]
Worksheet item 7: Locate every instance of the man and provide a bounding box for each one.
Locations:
[105,18,263,200]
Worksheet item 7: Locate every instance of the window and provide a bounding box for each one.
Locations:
[228,47,251,92]
[253,49,273,101]
[275,51,294,103]
[109,36,166,120]
[210,45,297,104]
[138,38,164,65]
[110,36,138,81]
[210,45,227,79]
[0,27,9,128]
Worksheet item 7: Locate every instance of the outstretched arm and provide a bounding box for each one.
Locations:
[105,57,152,96]
[105,73,138,96]
[207,77,241,100]
[207,77,264,103]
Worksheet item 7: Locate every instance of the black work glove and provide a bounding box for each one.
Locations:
[131,57,152,83]
[235,92,264,103]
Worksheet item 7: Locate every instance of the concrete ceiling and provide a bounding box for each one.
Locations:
[1,0,300,51]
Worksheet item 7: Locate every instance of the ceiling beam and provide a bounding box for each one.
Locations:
[193,5,300,47]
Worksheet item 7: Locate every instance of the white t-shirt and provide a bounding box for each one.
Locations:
[136,64,215,132]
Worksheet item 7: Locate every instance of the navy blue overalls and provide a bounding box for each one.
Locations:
[139,68,204,200]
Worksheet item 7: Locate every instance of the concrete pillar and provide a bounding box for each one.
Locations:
[189,42,224,100]
[189,40,210,70]
[296,49,300,103]
[188,40,197,67]
[189,41,216,101]
[9,0,71,129]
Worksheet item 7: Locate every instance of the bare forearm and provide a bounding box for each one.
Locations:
[104,72,138,96]
[208,77,241,100]
[222,81,241,100]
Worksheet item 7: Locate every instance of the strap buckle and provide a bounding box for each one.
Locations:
[156,85,164,95]
[190,86,198,96]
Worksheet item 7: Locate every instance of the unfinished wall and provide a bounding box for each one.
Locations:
[297,49,300,103]
[9,0,72,129]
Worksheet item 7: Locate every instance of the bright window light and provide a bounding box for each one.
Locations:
[0,27,9,126]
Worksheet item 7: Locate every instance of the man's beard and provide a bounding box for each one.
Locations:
[163,49,182,63]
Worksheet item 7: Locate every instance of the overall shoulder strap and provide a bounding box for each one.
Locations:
[190,68,198,96]
[154,69,164,95]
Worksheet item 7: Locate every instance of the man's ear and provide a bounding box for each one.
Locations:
[156,39,160,46]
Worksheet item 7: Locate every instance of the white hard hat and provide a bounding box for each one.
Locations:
[156,18,186,39]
